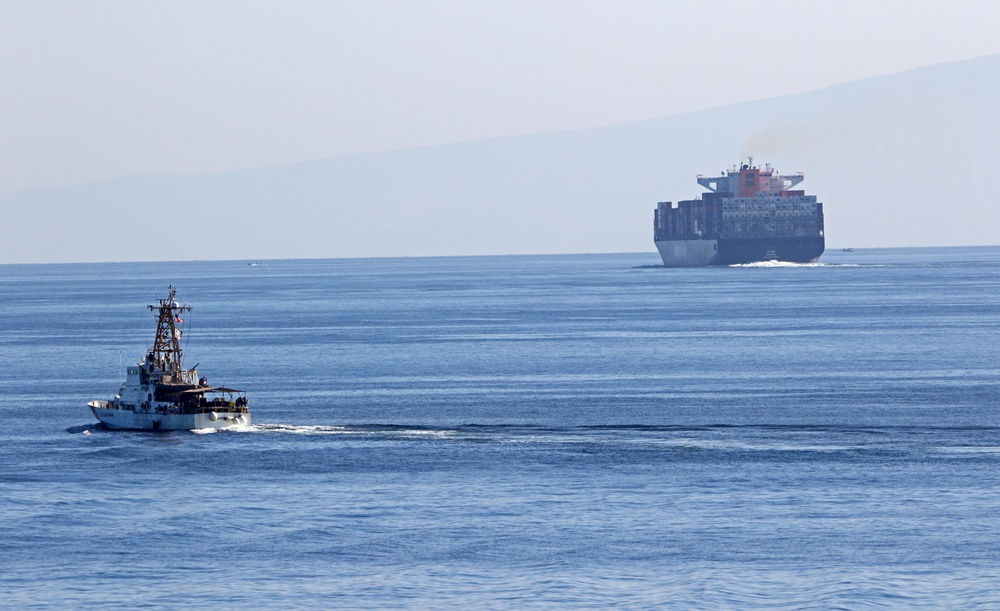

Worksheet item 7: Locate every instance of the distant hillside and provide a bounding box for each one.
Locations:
[3,53,999,264]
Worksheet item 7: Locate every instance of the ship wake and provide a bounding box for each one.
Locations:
[729,260,826,268]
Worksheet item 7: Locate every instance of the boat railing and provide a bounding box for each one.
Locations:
[155,399,250,415]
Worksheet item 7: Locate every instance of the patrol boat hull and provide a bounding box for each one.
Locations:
[89,401,250,431]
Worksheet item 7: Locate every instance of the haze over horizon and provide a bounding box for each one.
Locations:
[2,1,1000,263]
[5,0,1000,192]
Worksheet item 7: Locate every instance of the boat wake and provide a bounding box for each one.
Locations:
[729,260,826,268]
[636,262,865,269]
[202,423,459,438]
[69,422,1000,459]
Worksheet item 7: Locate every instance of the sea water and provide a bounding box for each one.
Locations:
[1,247,999,608]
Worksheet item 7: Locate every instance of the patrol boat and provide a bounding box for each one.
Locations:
[88,287,250,431]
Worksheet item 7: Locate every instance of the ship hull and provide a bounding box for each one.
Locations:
[89,401,250,431]
[655,236,825,267]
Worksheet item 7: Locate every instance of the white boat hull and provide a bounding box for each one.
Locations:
[89,401,250,431]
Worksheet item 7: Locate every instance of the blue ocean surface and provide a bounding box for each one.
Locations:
[1,247,999,608]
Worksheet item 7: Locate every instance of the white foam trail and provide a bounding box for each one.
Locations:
[251,424,349,435]
[229,423,455,439]
[729,260,826,268]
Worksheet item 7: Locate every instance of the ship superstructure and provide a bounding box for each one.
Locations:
[654,159,825,266]
[88,287,250,431]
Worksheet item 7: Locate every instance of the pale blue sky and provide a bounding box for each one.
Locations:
[3,0,1000,191]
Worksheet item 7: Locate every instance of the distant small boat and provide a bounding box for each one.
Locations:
[841,248,855,252]
[248,261,261,266]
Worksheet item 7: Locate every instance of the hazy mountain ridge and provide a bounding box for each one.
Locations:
[3,54,999,264]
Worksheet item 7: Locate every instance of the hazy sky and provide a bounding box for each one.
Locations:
[3,0,1000,192]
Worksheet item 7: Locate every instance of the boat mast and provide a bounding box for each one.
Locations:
[148,286,192,374]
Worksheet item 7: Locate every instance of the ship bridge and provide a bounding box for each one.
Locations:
[697,160,804,197]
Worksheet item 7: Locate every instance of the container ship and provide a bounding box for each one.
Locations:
[654,159,825,266]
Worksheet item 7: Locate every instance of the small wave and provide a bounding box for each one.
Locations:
[66,424,99,434]
[933,446,1000,455]
[641,438,864,453]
